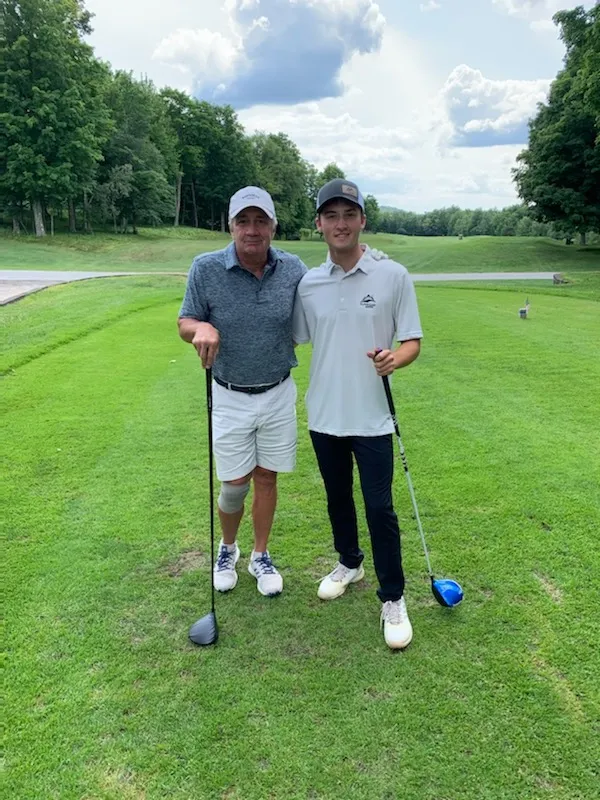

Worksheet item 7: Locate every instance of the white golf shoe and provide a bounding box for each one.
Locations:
[213,541,240,592]
[381,597,413,650]
[248,551,283,596]
[317,562,365,600]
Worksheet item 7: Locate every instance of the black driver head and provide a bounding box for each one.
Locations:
[188,611,218,646]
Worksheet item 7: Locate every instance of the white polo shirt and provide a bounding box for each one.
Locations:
[293,245,423,437]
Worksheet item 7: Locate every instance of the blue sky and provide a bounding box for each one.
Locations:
[86,0,595,211]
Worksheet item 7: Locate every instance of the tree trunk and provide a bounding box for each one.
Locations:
[50,211,54,236]
[113,212,118,235]
[12,216,20,235]
[83,190,92,233]
[32,200,46,237]
[580,232,587,246]
[220,210,226,233]
[191,181,199,228]
[174,172,182,227]
[210,201,214,230]
[68,199,77,233]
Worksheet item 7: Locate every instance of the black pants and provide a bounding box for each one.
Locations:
[310,431,405,603]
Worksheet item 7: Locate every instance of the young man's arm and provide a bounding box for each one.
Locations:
[367,268,423,376]
[368,339,420,376]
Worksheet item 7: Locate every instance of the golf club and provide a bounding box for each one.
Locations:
[188,367,219,645]
[380,371,463,608]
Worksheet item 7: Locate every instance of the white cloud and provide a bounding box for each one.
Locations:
[420,1,441,11]
[492,0,596,32]
[153,29,242,82]
[440,65,551,146]
[154,0,386,108]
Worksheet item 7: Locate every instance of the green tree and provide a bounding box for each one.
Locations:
[1,0,112,235]
[252,132,308,238]
[198,105,257,231]
[318,163,346,185]
[364,194,380,232]
[513,5,600,243]
[98,72,176,232]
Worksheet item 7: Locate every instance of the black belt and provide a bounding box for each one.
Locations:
[214,372,290,394]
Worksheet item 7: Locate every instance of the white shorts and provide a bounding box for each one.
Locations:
[212,376,298,482]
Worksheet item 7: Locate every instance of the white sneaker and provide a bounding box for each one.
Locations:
[213,541,240,592]
[248,551,283,596]
[317,562,365,600]
[381,597,413,650]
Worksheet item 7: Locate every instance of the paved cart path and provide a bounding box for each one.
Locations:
[0,269,559,305]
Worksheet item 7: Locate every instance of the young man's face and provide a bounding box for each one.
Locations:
[316,199,366,251]
[230,207,274,261]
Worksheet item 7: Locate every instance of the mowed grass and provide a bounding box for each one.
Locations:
[3,277,600,799]
[2,228,599,274]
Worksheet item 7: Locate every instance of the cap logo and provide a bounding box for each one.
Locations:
[242,192,260,200]
[341,183,358,198]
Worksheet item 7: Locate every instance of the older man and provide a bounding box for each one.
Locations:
[178,187,307,597]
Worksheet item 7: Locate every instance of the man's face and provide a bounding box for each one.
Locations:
[316,200,365,251]
[230,207,274,260]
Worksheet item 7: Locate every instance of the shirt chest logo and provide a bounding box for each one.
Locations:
[360,294,376,309]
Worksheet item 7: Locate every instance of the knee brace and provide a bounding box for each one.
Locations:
[218,480,250,514]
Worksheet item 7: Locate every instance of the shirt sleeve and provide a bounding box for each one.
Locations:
[179,258,209,321]
[394,270,423,341]
[292,287,311,344]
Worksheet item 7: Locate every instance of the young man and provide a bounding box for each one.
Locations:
[179,187,307,597]
[293,178,423,649]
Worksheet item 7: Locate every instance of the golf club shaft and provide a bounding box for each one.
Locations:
[206,367,215,613]
[381,374,434,578]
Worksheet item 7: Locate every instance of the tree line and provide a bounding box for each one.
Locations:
[1,0,598,241]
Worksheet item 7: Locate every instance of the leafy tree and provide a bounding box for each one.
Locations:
[318,163,346,186]
[198,105,257,231]
[1,0,111,235]
[251,132,308,238]
[364,194,380,232]
[98,72,176,232]
[513,5,600,242]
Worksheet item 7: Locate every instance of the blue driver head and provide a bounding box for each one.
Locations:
[431,578,464,608]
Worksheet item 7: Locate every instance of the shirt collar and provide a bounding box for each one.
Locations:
[225,241,280,271]
[326,244,374,275]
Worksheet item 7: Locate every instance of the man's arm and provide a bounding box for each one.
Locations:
[178,258,220,368]
[178,318,220,369]
[367,339,420,376]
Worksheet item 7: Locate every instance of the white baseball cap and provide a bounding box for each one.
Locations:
[228,186,277,222]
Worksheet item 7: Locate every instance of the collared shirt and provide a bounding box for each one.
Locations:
[293,245,423,436]
[180,242,307,386]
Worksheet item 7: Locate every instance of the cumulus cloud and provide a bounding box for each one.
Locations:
[492,0,595,32]
[239,102,414,181]
[420,1,441,11]
[153,29,242,80]
[440,65,551,147]
[153,0,385,108]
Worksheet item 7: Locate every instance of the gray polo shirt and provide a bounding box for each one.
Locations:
[293,245,423,437]
[180,242,307,386]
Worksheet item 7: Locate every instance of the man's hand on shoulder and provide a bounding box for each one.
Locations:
[370,248,389,261]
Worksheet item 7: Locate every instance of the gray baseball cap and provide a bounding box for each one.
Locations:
[316,179,365,213]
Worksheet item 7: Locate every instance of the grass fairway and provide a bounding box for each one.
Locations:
[3,275,599,799]
[2,228,599,274]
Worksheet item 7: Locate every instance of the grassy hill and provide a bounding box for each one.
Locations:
[1,230,599,274]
